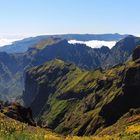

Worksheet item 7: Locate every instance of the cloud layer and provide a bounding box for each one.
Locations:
[0,38,117,48]
[68,40,116,49]
[0,38,22,47]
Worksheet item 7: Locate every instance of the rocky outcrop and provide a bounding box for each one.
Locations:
[99,62,140,126]
[1,102,36,126]
[132,45,140,61]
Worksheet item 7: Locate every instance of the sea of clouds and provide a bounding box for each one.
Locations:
[0,38,19,47]
[68,40,116,49]
[0,34,29,47]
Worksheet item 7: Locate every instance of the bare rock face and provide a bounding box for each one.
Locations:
[132,45,140,61]
[99,64,140,126]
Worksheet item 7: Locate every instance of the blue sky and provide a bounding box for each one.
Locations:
[0,0,140,38]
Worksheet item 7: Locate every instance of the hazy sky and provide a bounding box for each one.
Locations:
[0,0,140,38]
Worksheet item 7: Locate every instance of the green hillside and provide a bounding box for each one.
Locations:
[0,106,140,140]
[23,45,140,136]
[0,45,140,139]
[0,35,140,101]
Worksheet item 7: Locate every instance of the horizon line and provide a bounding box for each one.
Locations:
[0,32,139,40]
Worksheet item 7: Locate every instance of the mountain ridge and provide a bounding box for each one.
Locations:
[0,33,127,53]
[22,46,140,135]
[0,35,139,100]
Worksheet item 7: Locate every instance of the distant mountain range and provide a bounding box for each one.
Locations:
[47,33,127,41]
[0,33,127,53]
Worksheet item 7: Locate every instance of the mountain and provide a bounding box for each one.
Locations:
[0,36,49,53]
[0,33,126,53]
[0,36,140,139]
[0,52,24,100]
[23,46,140,136]
[0,35,140,100]
[23,35,140,69]
[110,35,140,64]
[47,33,127,41]
[26,39,111,69]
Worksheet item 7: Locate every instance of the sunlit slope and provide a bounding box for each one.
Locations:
[23,52,140,136]
[0,111,140,140]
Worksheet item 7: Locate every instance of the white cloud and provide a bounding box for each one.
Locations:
[68,40,116,49]
[137,35,140,37]
[0,34,34,47]
[0,38,22,47]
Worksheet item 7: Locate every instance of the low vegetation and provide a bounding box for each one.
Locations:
[0,112,140,140]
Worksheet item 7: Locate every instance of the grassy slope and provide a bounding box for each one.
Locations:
[40,61,125,135]
[0,112,140,140]
[32,38,61,50]
[0,113,62,140]
[1,59,140,139]
[24,58,140,137]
